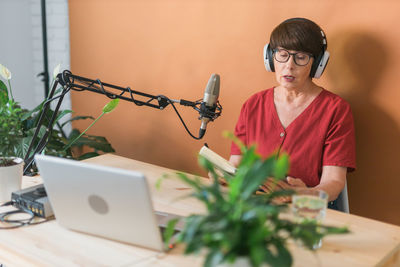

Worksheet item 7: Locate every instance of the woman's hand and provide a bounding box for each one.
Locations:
[286,176,307,188]
[207,170,228,186]
[267,176,307,204]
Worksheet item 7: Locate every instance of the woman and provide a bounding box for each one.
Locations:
[230,18,356,204]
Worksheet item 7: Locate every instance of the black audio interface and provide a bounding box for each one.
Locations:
[11,184,54,218]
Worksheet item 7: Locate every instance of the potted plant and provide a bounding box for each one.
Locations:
[0,156,23,203]
[0,63,117,201]
[0,64,25,202]
[163,132,349,267]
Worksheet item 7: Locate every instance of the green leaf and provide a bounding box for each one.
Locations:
[238,145,260,169]
[240,157,275,199]
[61,115,94,128]
[197,156,224,203]
[274,241,293,267]
[155,174,169,190]
[21,136,33,157]
[70,135,115,152]
[102,98,119,113]
[20,102,44,121]
[204,250,224,267]
[176,172,203,192]
[228,167,245,201]
[68,129,81,139]
[163,218,179,250]
[77,152,100,160]
[274,153,289,180]
[37,125,48,139]
[250,245,266,267]
[181,215,203,250]
[223,130,247,154]
[0,80,9,105]
[53,109,73,125]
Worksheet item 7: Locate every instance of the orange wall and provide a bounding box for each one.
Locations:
[69,0,400,225]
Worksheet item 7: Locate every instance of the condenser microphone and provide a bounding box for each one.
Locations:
[199,74,220,138]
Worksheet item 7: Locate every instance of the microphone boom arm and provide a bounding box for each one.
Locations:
[23,70,222,175]
[60,70,170,110]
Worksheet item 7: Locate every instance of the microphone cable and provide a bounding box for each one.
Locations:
[148,94,202,140]
[168,98,202,140]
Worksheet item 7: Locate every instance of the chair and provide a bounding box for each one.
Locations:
[336,181,350,213]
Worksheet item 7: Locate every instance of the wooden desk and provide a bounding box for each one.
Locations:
[0,154,399,266]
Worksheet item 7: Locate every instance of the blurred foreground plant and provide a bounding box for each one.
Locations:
[161,131,349,267]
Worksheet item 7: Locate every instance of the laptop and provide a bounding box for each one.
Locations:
[34,154,183,251]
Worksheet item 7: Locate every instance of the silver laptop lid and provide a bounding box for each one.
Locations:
[35,154,165,251]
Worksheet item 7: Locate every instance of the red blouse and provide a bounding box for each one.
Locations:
[231,88,356,187]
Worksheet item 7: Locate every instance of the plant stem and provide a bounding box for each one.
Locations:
[63,112,105,151]
[8,80,14,101]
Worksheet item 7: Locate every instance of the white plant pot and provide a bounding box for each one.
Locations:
[0,157,23,203]
[217,257,252,267]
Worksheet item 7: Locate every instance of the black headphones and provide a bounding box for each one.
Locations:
[263,18,330,79]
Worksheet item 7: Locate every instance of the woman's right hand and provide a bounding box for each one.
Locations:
[207,170,228,185]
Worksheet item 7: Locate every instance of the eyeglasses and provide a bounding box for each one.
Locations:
[273,48,313,66]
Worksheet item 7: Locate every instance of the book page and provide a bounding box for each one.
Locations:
[198,146,236,175]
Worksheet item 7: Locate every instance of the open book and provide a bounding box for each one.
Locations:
[198,145,291,196]
[199,145,237,175]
